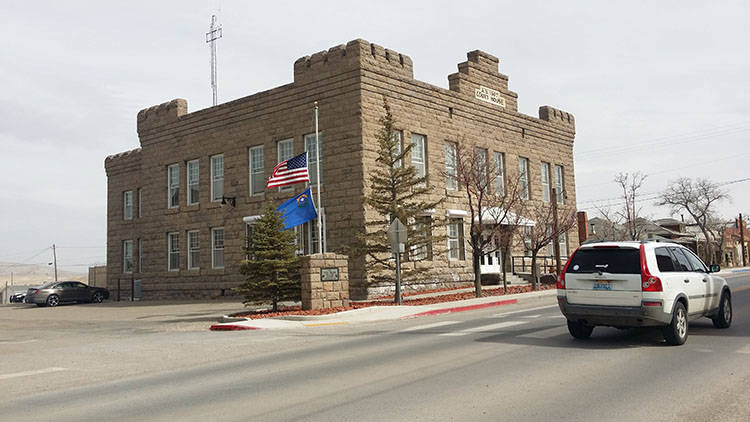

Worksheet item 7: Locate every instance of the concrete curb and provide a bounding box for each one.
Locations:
[210,288,557,331]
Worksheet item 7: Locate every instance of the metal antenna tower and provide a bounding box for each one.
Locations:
[206,14,222,106]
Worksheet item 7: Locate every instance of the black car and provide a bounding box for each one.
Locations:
[9,292,26,303]
[26,281,109,307]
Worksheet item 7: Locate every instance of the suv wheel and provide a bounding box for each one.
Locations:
[567,320,594,339]
[663,302,688,345]
[712,292,732,328]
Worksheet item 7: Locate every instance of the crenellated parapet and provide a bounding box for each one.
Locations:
[136,99,188,136]
[293,39,413,85]
[104,147,142,174]
[538,105,575,130]
[448,50,518,112]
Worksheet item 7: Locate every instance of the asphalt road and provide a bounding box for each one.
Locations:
[1,273,748,421]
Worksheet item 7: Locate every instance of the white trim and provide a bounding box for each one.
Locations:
[243,215,262,224]
[446,209,468,217]
[418,209,436,216]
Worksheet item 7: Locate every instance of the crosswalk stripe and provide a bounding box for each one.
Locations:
[519,326,567,339]
[398,321,460,332]
[440,321,528,336]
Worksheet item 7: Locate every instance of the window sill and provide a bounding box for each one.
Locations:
[165,208,180,215]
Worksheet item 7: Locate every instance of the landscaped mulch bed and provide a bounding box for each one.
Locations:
[235,284,556,320]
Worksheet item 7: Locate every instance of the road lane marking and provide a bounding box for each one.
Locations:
[440,321,528,336]
[398,321,460,332]
[519,326,567,339]
[492,304,558,318]
[0,339,39,345]
[731,285,750,292]
[520,314,542,319]
[0,367,67,380]
[737,345,750,354]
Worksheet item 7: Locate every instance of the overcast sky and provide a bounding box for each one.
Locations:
[1,1,749,273]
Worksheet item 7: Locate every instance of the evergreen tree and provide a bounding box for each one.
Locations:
[354,97,444,289]
[236,206,300,311]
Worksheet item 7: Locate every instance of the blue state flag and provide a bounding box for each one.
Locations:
[277,188,318,230]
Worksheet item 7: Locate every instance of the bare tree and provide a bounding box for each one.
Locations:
[614,172,648,240]
[706,215,732,265]
[594,206,626,241]
[521,204,578,289]
[452,143,526,298]
[656,177,729,264]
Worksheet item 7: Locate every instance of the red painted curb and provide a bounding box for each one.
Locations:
[405,298,518,318]
[210,324,261,331]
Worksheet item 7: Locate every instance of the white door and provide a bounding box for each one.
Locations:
[669,247,705,316]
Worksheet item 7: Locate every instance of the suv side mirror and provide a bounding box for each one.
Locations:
[709,264,720,273]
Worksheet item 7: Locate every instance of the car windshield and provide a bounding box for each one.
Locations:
[567,248,641,274]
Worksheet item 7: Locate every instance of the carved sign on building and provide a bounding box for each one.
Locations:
[321,267,339,282]
[474,85,506,108]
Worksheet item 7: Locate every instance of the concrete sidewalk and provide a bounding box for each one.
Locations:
[210,288,558,331]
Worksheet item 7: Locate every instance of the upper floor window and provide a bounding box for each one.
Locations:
[541,162,551,203]
[249,146,264,196]
[554,165,564,204]
[210,154,224,202]
[167,164,179,208]
[411,134,426,184]
[305,133,323,185]
[277,139,294,191]
[493,152,505,196]
[518,157,529,200]
[444,142,458,190]
[187,159,199,205]
[137,188,142,218]
[123,191,133,220]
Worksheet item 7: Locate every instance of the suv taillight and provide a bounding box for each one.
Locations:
[640,244,663,292]
[557,246,580,289]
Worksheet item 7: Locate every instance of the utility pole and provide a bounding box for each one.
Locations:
[740,213,747,267]
[52,244,58,282]
[551,188,561,276]
[205,14,222,106]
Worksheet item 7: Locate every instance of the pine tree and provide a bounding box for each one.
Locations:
[354,97,444,289]
[236,206,300,311]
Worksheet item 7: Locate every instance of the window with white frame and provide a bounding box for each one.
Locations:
[554,165,564,204]
[392,130,403,168]
[123,240,133,274]
[476,148,488,187]
[249,146,264,196]
[447,218,464,260]
[559,231,568,257]
[168,232,179,271]
[210,154,224,202]
[212,227,225,268]
[518,157,529,200]
[445,142,457,190]
[137,238,142,272]
[493,152,505,196]
[187,160,199,205]
[277,139,294,191]
[541,162,551,203]
[137,188,142,218]
[305,133,323,185]
[411,134,426,183]
[167,164,179,208]
[187,230,200,270]
[123,191,133,220]
[411,216,432,261]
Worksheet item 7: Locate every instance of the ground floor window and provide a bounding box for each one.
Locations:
[447,219,464,261]
[187,230,200,269]
[168,232,179,271]
[212,228,225,269]
[123,240,133,274]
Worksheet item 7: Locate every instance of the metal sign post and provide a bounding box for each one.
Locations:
[388,218,408,305]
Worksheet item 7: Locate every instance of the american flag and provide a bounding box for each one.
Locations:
[267,152,310,188]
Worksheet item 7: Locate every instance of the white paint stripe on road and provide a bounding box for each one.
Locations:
[492,304,558,318]
[520,314,542,319]
[440,321,528,336]
[398,321,460,332]
[737,345,750,354]
[0,339,39,345]
[519,326,567,339]
[0,367,67,381]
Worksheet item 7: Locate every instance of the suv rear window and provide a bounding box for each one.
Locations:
[567,248,640,274]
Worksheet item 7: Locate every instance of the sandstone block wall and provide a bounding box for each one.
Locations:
[300,253,350,310]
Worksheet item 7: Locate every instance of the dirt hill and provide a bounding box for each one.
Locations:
[0,262,87,286]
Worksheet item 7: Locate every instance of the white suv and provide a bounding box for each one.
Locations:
[557,241,732,345]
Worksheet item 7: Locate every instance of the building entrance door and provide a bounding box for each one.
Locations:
[480,238,501,274]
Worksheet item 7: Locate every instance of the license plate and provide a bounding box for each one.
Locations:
[593,281,611,291]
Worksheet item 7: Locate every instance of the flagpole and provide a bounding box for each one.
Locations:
[314,101,323,254]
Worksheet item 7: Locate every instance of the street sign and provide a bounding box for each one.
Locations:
[387,218,408,251]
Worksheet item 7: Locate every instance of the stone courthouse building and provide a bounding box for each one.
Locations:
[105,39,578,300]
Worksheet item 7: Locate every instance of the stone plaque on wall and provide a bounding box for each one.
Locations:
[474,85,506,108]
[321,268,339,281]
